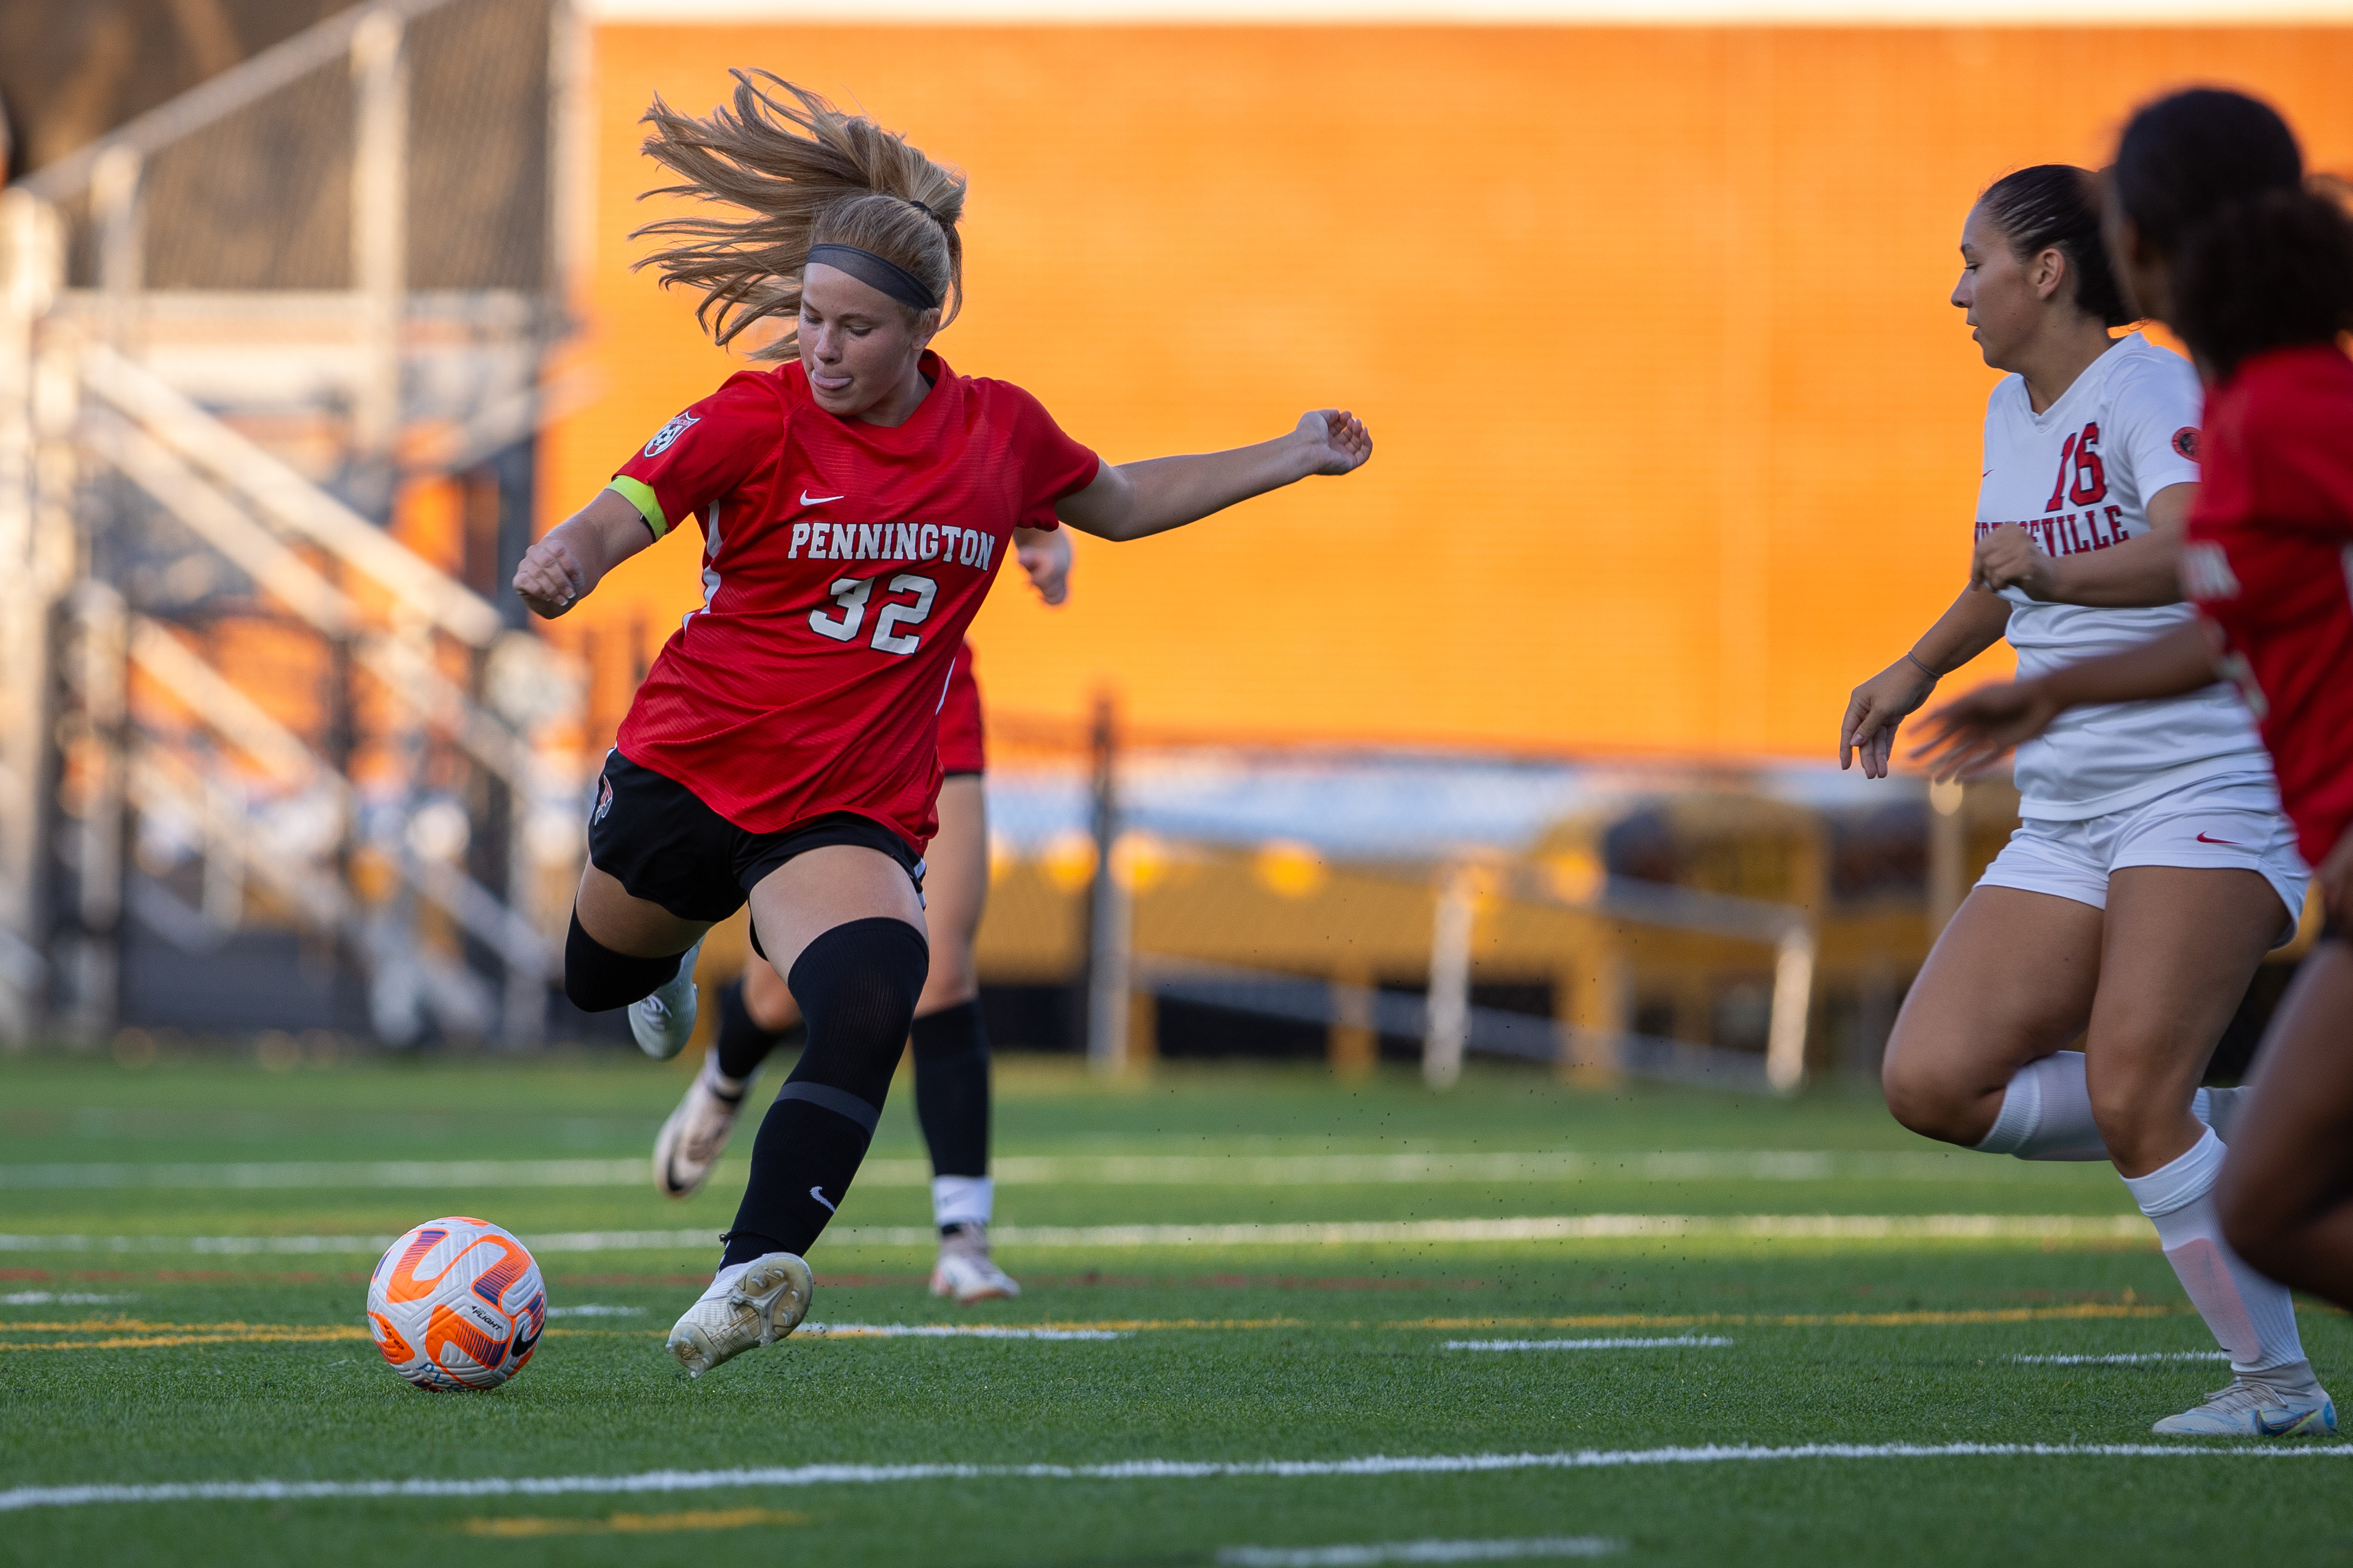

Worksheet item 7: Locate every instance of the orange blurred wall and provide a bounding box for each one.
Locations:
[540,23,2353,759]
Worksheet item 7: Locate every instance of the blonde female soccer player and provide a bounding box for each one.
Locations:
[515,72,1371,1376]
[1838,163,2324,1436]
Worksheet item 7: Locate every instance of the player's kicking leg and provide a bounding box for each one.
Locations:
[649,777,1020,1300]
[668,846,927,1377]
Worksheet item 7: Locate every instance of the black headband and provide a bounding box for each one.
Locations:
[805,243,939,312]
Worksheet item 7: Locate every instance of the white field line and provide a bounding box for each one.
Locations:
[0,1150,2091,1191]
[8,1442,2353,1512]
[1219,1539,1619,1566]
[540,1305,644,1319]
[1445,1336,1733,1351]
[799,1322,1128,1341]
[0,1214,2157,1255]
[2013,1352,2229,1365]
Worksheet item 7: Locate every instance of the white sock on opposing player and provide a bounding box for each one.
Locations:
[1974,1050,2240,1162]
[933,1174,993,1231]
[2121,1126,2309,1377]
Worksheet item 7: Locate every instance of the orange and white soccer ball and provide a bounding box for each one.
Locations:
[366,1217,546,1391]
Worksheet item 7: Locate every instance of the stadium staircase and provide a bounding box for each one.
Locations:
[0,0,592,1048]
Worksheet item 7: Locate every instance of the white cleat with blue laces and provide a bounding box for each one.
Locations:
[2152,1365,2335,1438]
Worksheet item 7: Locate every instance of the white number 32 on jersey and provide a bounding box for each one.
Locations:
[810,574,937,656]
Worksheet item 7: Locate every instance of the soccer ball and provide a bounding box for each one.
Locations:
[366,1217,546,1391]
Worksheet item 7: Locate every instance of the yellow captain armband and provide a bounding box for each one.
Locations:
[608,477,668,541]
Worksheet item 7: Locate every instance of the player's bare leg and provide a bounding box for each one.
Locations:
[1880,886,2105,1149]
[1884,872,2328,1434]
[2220,939,2353,1309]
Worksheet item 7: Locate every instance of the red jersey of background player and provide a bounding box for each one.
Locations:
[2181,342,2353,869]
[607,352,1098,850]
[937,642,986,777]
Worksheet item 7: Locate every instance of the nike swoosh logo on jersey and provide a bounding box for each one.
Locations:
[2196,832,2241,845]
[800,491,844,507]
[810,1186,837,1213]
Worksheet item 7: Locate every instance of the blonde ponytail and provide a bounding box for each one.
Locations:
[632,70,966,360]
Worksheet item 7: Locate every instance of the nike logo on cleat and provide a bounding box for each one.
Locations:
[2255,1409,2312,1436]
[800,491,844,507]
[2195,832,2240,845]
[810,1186,837,1213]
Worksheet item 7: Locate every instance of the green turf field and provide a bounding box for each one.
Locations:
[3,1050,2348,1566]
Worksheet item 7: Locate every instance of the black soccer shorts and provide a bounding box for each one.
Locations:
[585,750,925,946]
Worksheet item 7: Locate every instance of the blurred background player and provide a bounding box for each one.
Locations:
[513,71,1371,1377]
[646,535,1069,1307]
[1921,89,2353,1355]
[1837,160,2325,1436]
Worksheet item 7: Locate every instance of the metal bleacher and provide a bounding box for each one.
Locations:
[0,0,593,1049]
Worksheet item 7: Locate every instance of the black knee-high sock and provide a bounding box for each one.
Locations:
[911,1000,990,1179]
[563,909,687,1012]
[721,918,928,1266]
[713,977,804,1083]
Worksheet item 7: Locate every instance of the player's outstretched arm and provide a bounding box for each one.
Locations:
[1056,410,1371,543]
[1908,620,2221,781]
[1840,587,2012,779]
[513,488,660,619]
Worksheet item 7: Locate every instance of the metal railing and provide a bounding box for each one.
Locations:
[0,0,590,1049]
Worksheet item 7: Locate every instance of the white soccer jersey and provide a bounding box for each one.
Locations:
[1976,333,2270,820]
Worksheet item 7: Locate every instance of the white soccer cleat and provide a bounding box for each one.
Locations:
[930,1225,1020,1304]
[2151,1372,2336,1438]
[666,1252,813,1378]
[653,1051,751,1200]
[629,936,705,1061]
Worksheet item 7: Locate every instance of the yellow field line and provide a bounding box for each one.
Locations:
[461,1509,810,1537]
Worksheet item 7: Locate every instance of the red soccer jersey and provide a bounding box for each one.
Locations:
[2182,343,2353,870]
[937,641,986,776]
[607,353,1098,848]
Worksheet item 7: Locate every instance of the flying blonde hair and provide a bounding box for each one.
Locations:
[632,70,968,361]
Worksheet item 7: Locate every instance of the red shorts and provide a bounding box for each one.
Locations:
[938,641,986,777]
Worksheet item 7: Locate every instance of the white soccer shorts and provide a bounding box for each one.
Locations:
[1978,772,2311,946]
